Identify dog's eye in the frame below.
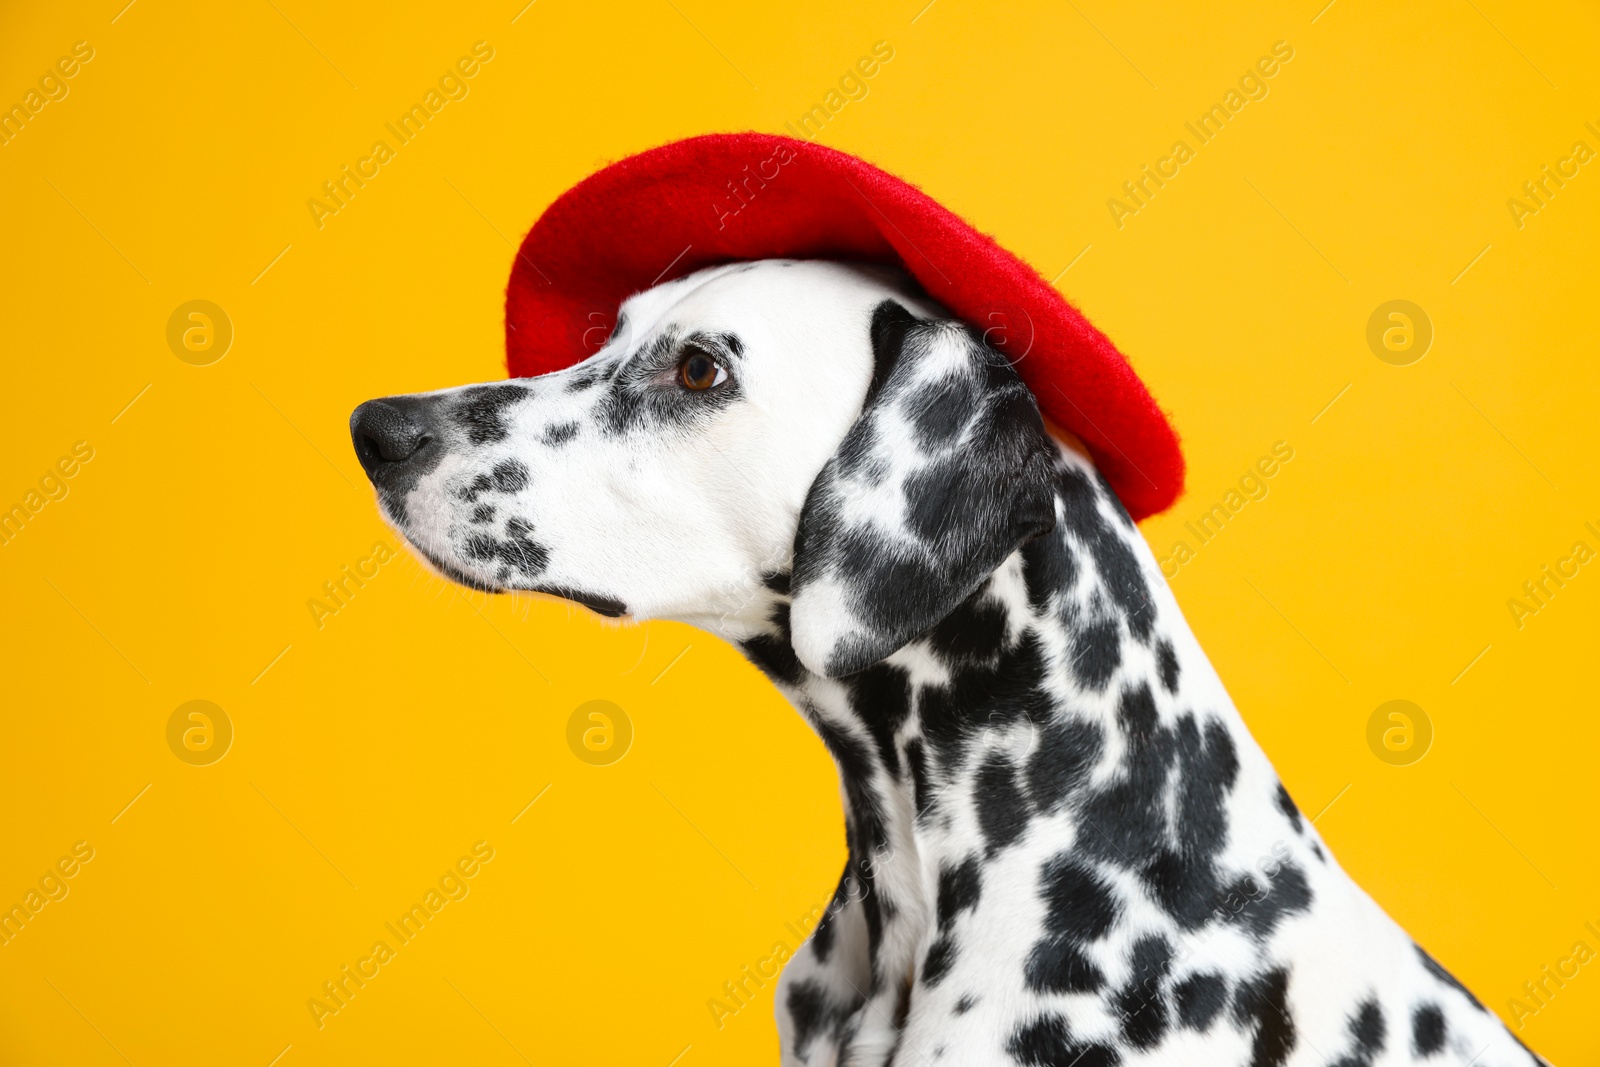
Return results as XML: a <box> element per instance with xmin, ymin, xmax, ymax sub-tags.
<box><xmin>677</xmin><ymin>347</ymin><xmax>727</xmax><ymax>391</ymax></box>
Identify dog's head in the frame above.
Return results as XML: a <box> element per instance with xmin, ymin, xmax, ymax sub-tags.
<box><xmin>351</xmin><ymin>260</ymin><xmax>1058</xmax><ymax>677</ymax></box>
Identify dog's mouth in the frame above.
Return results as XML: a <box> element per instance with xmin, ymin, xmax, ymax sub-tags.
<box><xmin>413</xmin><ymin>545</ymin><xmax>629</xmax><ymax>618</ymax></box>
<box><xmin>531</xmin><ymin>586</ymin><xmax>629</xmax><ymax>618</ymax></box>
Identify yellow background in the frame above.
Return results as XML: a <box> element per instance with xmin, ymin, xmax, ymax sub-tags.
<box><xmin>1</xmin><ymin>1</ymin><xmax>1596</xmax><ymax>1063</ymax></box>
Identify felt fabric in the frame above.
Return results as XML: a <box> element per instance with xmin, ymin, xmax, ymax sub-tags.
<box><xmin>504</xmin><ymin>132</ymin><xmax>1183</xmax><ymax>520</ymax></box>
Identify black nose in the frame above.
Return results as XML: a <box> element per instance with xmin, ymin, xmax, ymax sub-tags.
<box><xmin>350</xmin><ymin>398</ymin><xmax>436</xmax><ymax>484</ymax></box>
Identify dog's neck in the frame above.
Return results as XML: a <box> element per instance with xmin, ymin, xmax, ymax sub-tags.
<box><xmin>731</xmin><ymin>445</ymin><xmax>1310</xmax><ymax>984</ymax></box>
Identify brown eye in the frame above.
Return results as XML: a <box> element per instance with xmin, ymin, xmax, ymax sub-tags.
<box><xmin>677</xmin><ymin>347</ymin><xmax>725</xmax><ymax>391</ymax></box>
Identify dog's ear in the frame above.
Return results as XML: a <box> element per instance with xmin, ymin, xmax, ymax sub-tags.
<box><xmin>789</xmin><ymin>300</ymin><xmax>1059</xmax><ymax>678</ymax></box>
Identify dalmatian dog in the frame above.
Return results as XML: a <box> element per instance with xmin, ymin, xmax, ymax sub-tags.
<box><xmin>350</xmin><ymin>260</ymin><xmax>1548</xmax><ymax>1067</ymax></box>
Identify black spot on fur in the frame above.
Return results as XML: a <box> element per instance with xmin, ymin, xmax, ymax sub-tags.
<box><xmin>1007</xmin><ymin>1014</ymin><xmax>1118</xmax><ymax>1067</ymax></box>
<box><xmin>1275</xmin><ymin>782</ymin><xmax>1304</xmax><ymax>834</ymax></box>
<box><xmin>922</xmin><ymin>936</ymin><xmax>957</xmax><ymax>986</ymax></box>
<box><xmin>811</xmin><ymin>872</ymin><xmax>848</xmax><ymax>965</ymax></box>
<box><xmin>1174</xmin><ymin>972</ymin><xmax>1228</xmax><ymax>1031</ymax></box>
<box><xmin>1026</xmin><ymin>717</ymin><xmax>1101</xmax><ymax>814</ymax></box>
<box><xmin>1156</xmin><ymin>639</ymin><xmax>1180</xmax><ymax>693</ymax></box>
<box><xmin>1329</xmin><ymin>998</ymin><xmax>1385</xmax><ymax>1067</ymax></box>
<box><xmin>919</xmin><ymin>631</ymin><xmax>1051</xmax><ymax>768</ymax></box>
<box><xmin>1039</xmin><ymin>855</ymin><xmax>1118</xmax><ymax>939</ymax></box>
<box><xmin>1024</xmin><ymin>851</ymin><xmax>1126</xmax><ymax>991</ymax></box>
<box><xmin>1133</xmin><ymin>713</ymin><xmax>1241</xmax><ymax>929</ymax></box>
<box><xmin>742</xmin><ymin>602</ymin><xmax>803</xmax><ymax>686</ymax></box>
<box><xmin>833</xmin><ymin>416</ymin><xmax>888</xmax><ymax>484</ymax></box>
<box><xmin>786</xmin><ymin>980</ymin><xmax>854</xmax><ymax>1060</ymax></box>
<box><xmin>1141</xmin><ymin>847</ymin><xmax>1220</xmax><ymax>932</ymax></box>
<box><xmin>1094</xmin><ymin>469</ymin><xmax>1136</xmax><ymax>530</ymax></box>
<box><xmin>491</xmin><ymin>459</ymin><xmax>529</xmax><ymax>492</ymax></box>
<box><xmin>1414</xmin><ymin>944</ymin><xmax>1486</xmax><ymax>1012</ymax></box>
<box><xmin>1025</xmin><ymin>935</ymin><xmax>1106</xmax><ymax>994</ymax></box>
<box><xmin>906</xmin><ymin>374</ymin><xmax>977</xmax><ymax>448</ymax></box>
<box><xmin>1351</xmin><ymin>1000</ymin><xmax>1385</xmax><ymax>1054</ymax></box>
<box><xmin>937</xmin><ymin>857</ymin><xmax>983</xmax><ymax>930</ymax></box>
<box><xmin>452</xmin><ymin>384</ymin><xmax>528</xmax><ymax>444</ymax></box>
<box><xmin>460</xmin><ymin>472</ymin><xmax>494</xmax><ymax>503</ymax></box>
<box><xmin>541</xmin><ymin>421</ymin><xmax>579</xmax><ymax>445</ymax></box>
<box><xmin>1176</xmin><ymin>718</ymin><xmax>1239</xmax><ymax>858</ymax></box>
<box><xmin>1025</xmin><ymin>854</ymin><xmax>1118</xmax><ymax>993</ymax></box>
<box><xmin>1232</xmin><ymin>967</ymin><xmax>1296</xmax><ymax>1067</ymax></box>
<box><xmin>953</xmin><ymin>994</ymin><xmax>976</xmax><ymax>1014</ymax></box>
<box><xmin>1079</xmin><ymin>686</ymin><xmax>1179</xmax><ymax>872</ymax></box>
<box><xmin>1021</xmin><ymin>532</ymin><xmax>1076</xmax><ymax>611</ymax></box>
<box><xmin>975</xmin><ymin>754</ymin><xmax>1029</xmax><ymax>856</ymax></box>
<box><xmin>811</xmin><ymin>717</ymin><xmax>888</xmax><ymax>859</ymax></box>
<box><xmin>1116</xmin><ymin>935</ymin><xmax>1173</xmax><ymax>1049</ymax></box>
<box><xmin>1057</xmin><ymin>467</ymin><xmax>1155</xmax><ymax>642</ymax></box>
<box><xmin>846</xmin><ymin>662</ymin><xmax>912</xmax><ymax>778</ymax></box>
<box><xmin>1068</xmin><ymin>614</ymin><xmax>1122</xmax><ymax>691</ymax></box>
<box><xmin>471</xmin><ymin>504</ymin><xmax>495</xmax><ymax>524</ymax></box>
<box><xmin>926</xmin><ymin>592</ymin><xmax>1009</xmax><ymax>668</ymax></box>
<box><xmin>1231</xmin><ymin>860</ymin><xmax>1313</xmax><ymax>940</ymax></box>
<box><xmin>463</xmin><ymin>516</ymin><xmax>549</xmax><ymax>576</ymax></box>
<box><xmin>1411</xmin><ymin>1004</ymin><xmax>1447</xmax><ymax>1056</ymax></box>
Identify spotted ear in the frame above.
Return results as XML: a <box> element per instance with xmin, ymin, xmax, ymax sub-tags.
<box><xmin>789</xmin><ymin>301</ymin><xmax>1059</xmax><ymax>678</ymax></box>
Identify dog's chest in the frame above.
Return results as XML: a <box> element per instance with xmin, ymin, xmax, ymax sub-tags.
<box><xmin>745</xmin><ymin>460</ymin><xmax>1536</xmax><ymax>1067</ymax></box>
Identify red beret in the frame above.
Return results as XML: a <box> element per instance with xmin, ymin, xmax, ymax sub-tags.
<box><xmin>505</xmin><ymin>133</ymin><xmax>1182</xmax><ymax>520</ymax></box>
